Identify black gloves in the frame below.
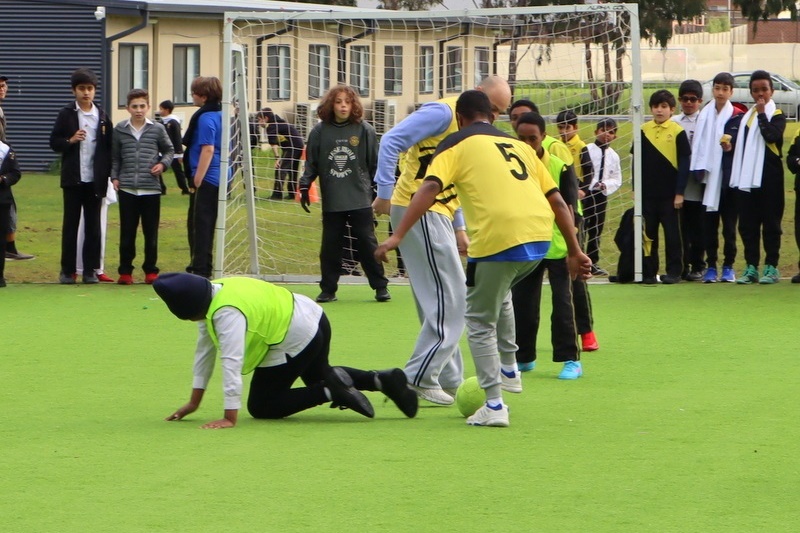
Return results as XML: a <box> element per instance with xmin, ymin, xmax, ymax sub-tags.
<box><xmin>300</xmin><ymin>188</ymin><xmax>311</xmax><ymax>213</ymax></box>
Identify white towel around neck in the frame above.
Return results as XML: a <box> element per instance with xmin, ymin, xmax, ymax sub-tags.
<box><xmin>692</xmin><ymin>101</ymin><xmax>733</xmax><ymax>211</ymax></box>
<box><xmin>729</xmin><ymin>101</ymin><xmax>777</xmax><ymax>193</ymax></box>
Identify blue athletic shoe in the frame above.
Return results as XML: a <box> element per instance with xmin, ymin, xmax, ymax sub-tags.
<box><xmin>720</xmin><ymin>265</ymin><xmax>736</xmax><ymax>283</ymax></box>
<box><xmin>518</xmin><ymin>362</ymin><xmax>535</xmax><ymax>373</ymax></box>
<box><xmin>703</xmin><ymin>267</ymin><xmax>718</xmax><ymax>283</ymax></box>
<box><xmin>558</xmin><ymin>361</ymin><xmax>583</xmax><ymax>380</ymax></box>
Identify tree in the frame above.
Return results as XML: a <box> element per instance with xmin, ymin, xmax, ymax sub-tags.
<box><xmin>734</xmin><ymin>0</ymin><xmax>797</xmax><ymax>22</ymax></box>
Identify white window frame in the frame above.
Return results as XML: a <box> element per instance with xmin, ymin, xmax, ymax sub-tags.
<box><xmin>350</xmin><ymin>45</ymin><xmax>371</xmax><ymax>97</ymax></box>
<box><xmin>384</xmin><ymin>45</ymin><xmax>403</xmax><ymax>96</ymax></box>
<box><xmin>173</xmin><ymin>44</ymin><xmax>200</xmax><ymax>105</ymax></box>
<box><xmin>446</xmin><ymin>46</ymin><xmax>463</xmax><ymax>93</ymax></box>
<box><xmin>267</xmin><ymin>44</ymin><xmax>291</xmax><ymax>101</ymax></box>
<box><xmin>418</xmin><ymin>46</ymin><xmax>434</xmax><ymax>95</ymax></box>
<box><xmin>118</xmin><ymin>43</ymin><xmax>148</xmax><ymax>107</ymax></box>
<box><xmin>308</xmin><ymin>44</ymin><xmax>330</xmax><ymax>100</ymax></box>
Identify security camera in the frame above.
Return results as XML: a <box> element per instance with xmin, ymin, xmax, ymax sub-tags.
<box><xmin>94</xmin><ymin>6</ymin><xmax>106</xmax><ymax>21</ymax></box>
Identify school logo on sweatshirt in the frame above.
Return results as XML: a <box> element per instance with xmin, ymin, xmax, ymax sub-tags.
<box><xmin>328</xmin><ymin>145</ymin><xmax>357</xmax><ymax>178</ymax></box>
<box><xmin>349</xmin><ymin>136</ymin><xmax>360</xmax><ymax>147</ymax></box>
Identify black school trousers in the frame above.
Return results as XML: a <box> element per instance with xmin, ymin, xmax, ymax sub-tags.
<box><xmin>61</xmin><ymin>183</ymin><xmax>101</xmax><ymax>275</ymax></box>
<box><xmin>680</xmin><ymin>199</ymin><xmax>706</xmax><ymax>273</ymax></box>
<box><xmin>704</xmin><ymin>188</ymin><xmax>738</xmax><ymax>269</ymax></box>
<box><xmin>511</xmin><ymin>258</ymin><xmax>580</xmax><ymax>364</ymax></box>
<box><xmin>186</xmin><ymin>181</ymin><xmax>218</xmax><ymax>278</ymax></box>
<box><xmin>643</xmin><ymin>196</ymin><xmax>683</xmax><ymax>279</ymax></box>
<box><xmin>117</xmin><ymin>190</ymin><xmax>161</xmax><ymax>275</ymax></box>
<box><xmin>319</xmin><ymin>207</ymin><xmax>387</xmax><ymax>294</ymax></box>
<box><xmin>737</xmin><ymin>172</ymin><xmax>784</xmax><ymax>268</ymax></box>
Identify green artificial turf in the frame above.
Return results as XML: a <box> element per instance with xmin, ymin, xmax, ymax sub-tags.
<box><xmin>2</xmin><ymin>282</ymin><xmax>799</xmax><ymax>532</ymax></box>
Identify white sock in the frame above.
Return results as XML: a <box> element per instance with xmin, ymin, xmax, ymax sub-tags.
<box><xmin>500</xmin><ymin>364</ymin><xmax>517</xmax><ymax>376</ymax></box>
<box><xmin>486</xmin><ymin>396</ymin><xmax>503</xmax><ymax>409</ymax></box>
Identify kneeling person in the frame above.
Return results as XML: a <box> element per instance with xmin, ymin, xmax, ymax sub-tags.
<box><xmin>154</xmin><ymin>273</ymin><xmax>417</xmax><ymax>428</ymax></box>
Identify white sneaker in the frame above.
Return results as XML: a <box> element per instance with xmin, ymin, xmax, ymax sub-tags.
<box><xmin>466</xmin><ymin>404</ymin><xmax>510</xmax><ymax>427</ymax></box>
<box><xmin>500</xmin><ymin>371</ymin><xmax>522</xmax><ymax>393</ymax></box>
<box><xmin>409</xmin><ymin>385</ymin><xmax>455</xmax><ymax>405</ymax></box>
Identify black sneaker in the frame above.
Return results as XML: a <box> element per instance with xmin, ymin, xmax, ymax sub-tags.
<box><xmin>661</xmin><ymin>275</ymin><xmax>681</xmax><ymax>285</ymax></box>
<box><xmin>83</xmin><ymin>271</ymin><xmax>99</xmax><ymax>284</ymax></box>
<box><xmin>377</xmin><ymin>368</ymin><xmax>418</xmax><ymax>418</ymax></box>
<box><xmin>316</xmin><ymin>292</ymin><xmax>337</xmax><ymax>303</ymax></box>
<box><xmin>590</xmin><ymin>264</ymin><xmax>608</xmax><ymax>276</ymax></box>
<box><xmin>0</xmin><ymin>278</ymin><xmax>6</xmax><ymax>288</ymax></box>
<box><xmin>642</xmin><ymin>276</ymin><xmax>658</xmax><ymax>285</ymax></box>
<box><xmin>325</xmin><ymin>367</ymin><xmax>374</xmax><ymax>418</ymax></box>
<box><xmin>375</xmin><ymin>287</ymin><xmax>391</xmax><ymax>302</ymax></box>
<box><xmin>685</xmin><ymin>271</ymin><xmax>704</xmax><ymax>282</ymax></box>
<box><xmin>793</xmin><ymin>273</ymin><xmax>800</xmax><ymax>284</ymax></box>
<box><xmin>59</xmin><ymin>272</ymin><xmax>76</xmax><ymax>285</ymax></box>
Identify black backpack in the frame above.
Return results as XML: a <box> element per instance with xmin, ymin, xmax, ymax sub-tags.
<box><xmin>613</xmin><ymin>208</ymin><xmax>635</xmax><ymax>283</ymax></box>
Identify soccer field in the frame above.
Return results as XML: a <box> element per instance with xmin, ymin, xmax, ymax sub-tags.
<box><xmin>2</xmin><ymin>282</ymin><xmax>798</xmax><ymax>532</ymax></box>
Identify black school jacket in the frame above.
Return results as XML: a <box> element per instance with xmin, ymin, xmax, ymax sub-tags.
<box><xmin>49</xmin><ymin>102</ymin><xmax>113</xmax><ymax>196</ymax></box>
<box><xmin>0</xmin><ymin>146</ymin><xmax>21</xmax><ymax>206</ymax></box>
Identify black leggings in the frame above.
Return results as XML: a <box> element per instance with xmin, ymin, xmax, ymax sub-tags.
<box><xmin>247</xmin><ymin>315</ymin><xmax>376</xmax><ymax>419</ymax></box>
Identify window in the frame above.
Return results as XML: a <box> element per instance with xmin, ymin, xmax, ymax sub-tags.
<box><xmin>384</xmin><ymin>46</ymin><xmax>403</xmax><ymax>96</ymax></box>
<box><xmin>474</xmin><ymin>47</ymin><xmax>490</xmax><ymax>86</ymax></box>
<box><xmin>309</xmin><ymin>45</ymin><xmax>330</xmax><ymax>100</ymax></box>
<box><xmin>418</xmin><ymin>46</ymin><xmax>434</xmax><ymax>94</ymax></box>
<box><xmin>446</xmin><ymin>46</ymin><xmax>463</xmax><ymax>93</ymax></box>
<box><xmin>350</xmin><ymin>45</ymin><xmax>370</xmax><ymax>97</ymax></box>
<box><xmin>118</xmin><ymin>44</ymin><xmax>148</xmax><ymax>107</ymax></box>
<box><xmin>173</xmin><ymin>45</ymin><xmax>200</xmax><ymax>104</ymax></box>
<box><xmin>267</xmin><ymin>45</ymin><xmax>291</xmax><ymax>100</ymax></box>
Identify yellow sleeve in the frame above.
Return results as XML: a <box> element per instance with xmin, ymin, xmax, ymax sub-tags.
<box><xmin>425</xmin><ymin>146</ymin><xmax>458</xmax><ymax>190</ymax></box>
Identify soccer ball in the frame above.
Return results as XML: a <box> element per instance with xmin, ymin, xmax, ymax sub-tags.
<box><xmin>455</xmin><ymin>376</ymin><xmax>486</xmax><ymax>417</ymax></box>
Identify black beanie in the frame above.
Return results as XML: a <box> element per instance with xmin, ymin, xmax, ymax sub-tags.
<box><xmin>153</xmin><ymin>272</ymin><xmax>213</xmax><ymax>320</ymax></box>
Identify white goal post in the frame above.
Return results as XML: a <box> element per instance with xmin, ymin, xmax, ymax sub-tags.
<box><xmin>219</xmin><ymin>3</ymin><xmax>643</xmax><ymax>282</ymax></box>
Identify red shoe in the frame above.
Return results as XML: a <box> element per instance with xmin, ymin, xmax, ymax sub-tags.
<box><xmin>97</xmin><ymin>273</ymin><xmax>115</xmax><ymax>283</ymax></box>
<box><xmin>581</xmin><ymin>331</ymin><xmax>599</xmax><ymax>351</ymax></box>
<box><xmin>144</xmin><ymin>272</ymin><xmax>158</xmax><ymax>284</ymax></box>
<box><xmin>117</xmin><ymin>274</ymin><xmax>133</xmax><ymax>285</ymax></box>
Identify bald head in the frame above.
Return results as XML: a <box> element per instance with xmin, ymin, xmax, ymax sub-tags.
<box><xmin>476</xmin><ymin>75</ymin><xmax>512</xmax><ymax>120</ymax></box>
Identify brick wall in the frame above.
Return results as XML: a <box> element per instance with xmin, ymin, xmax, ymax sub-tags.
<box><xmin>747</xmin><ymin>20</ymin><xmax>800</xmax><ymax>44</ymax></box>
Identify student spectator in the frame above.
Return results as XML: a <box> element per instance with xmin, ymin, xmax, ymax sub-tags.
<box><xmin>298</xmin><ymin>85</ymin><xmax>389</xmax><ymax>303</ymax></box>
<box><xmin>730</xmin><ymin>70</ymin><xmax>786</xmax><ymax>285</ymax></box>
<box><xmin>183</xmin><ymin>76</ymin><xmax>223</xmax><ymax>279</ymax></box>
<box><xmin>111</xmin><ymin>89</ymin><xmax>174</xmax><ymax>285</ymax></box>
<box><xmin>583</xmin><ymin>118</ymin><xmax>622</xmax><ymax>274</ymax></box>
<box><xmin>691</xmin><ymin>72</ymin><xmax>744</xmax><ymax>283</ymax></box>
<box><xmin>158</xmin><ymin>100</ymin><xmax>190</xmax><ymax>195</ymax></box>
<box><xmin>673</xmin><ymin>79</ymin><xmax>706</xmax><ymax>281</ymax></box>
<box><xmin>0</xmin><ymin>139</ymin><xmax>21</xmax><ymax>287</ymax></box>
<box><xmin>49</xmin><ymin>68</ymin><xmax>113</xmax><ymax>284</ymax></box>
<box><xmin>638</xmin><ymin>90</ymin><xmax>691</xmax><ymax>284</ymax></box>
<box><xmin>0</xmin><ymin>74</ymin><xmax>34</xmax><ymax>262</ymax></box>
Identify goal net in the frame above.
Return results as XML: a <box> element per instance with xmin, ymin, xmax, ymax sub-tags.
<box><xmin>220</xmin><ymin>3</ymin><xmax>643</xmax><ymax>282</ymax></box>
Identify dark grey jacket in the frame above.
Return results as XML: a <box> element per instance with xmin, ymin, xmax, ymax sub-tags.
<box><xmin>299</xmin><ymin>120</ymin><xmax>377</xmax><ymax>212</ymax></box>
<box><xmin>111</xmin><ymin>120</ymin><xmax>174</xmax><ymax>191</ymax></box>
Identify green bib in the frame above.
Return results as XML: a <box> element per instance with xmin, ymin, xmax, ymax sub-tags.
<box><xmin>206</xmin><ymin>278</ymin><xmax>295</xmax><ymax>374</ymax></box>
